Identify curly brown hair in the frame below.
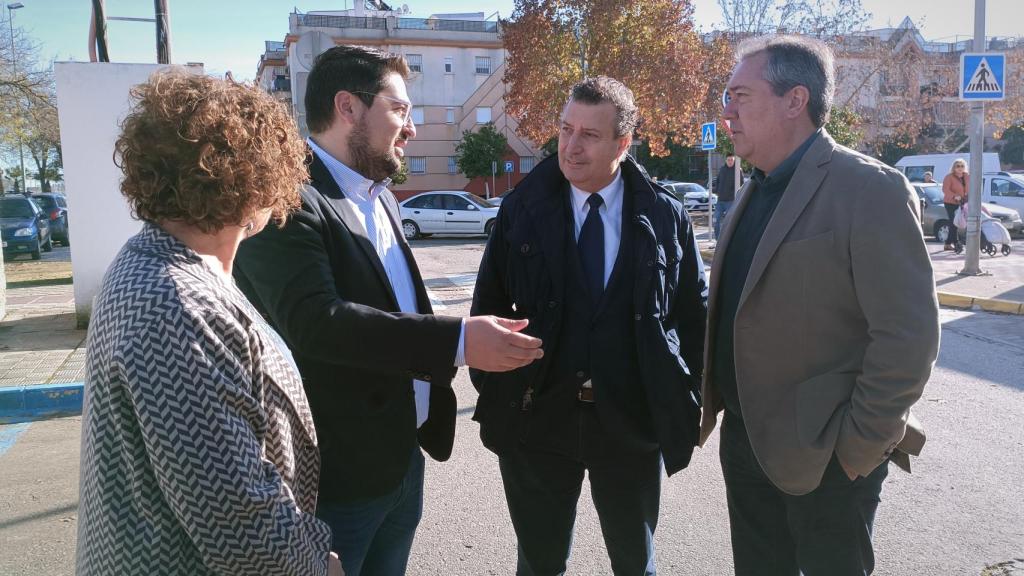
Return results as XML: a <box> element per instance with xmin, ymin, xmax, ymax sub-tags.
<box><xmin>115</xmin><ymin>69</ymin><xmax>306</xmax><ymax>233</ymax></box>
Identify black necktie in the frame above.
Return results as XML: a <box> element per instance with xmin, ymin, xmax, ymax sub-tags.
<box><xmin>578</xmin><ymin>193</ymin><xmax>605</xmax><ymax>305</ymax></box>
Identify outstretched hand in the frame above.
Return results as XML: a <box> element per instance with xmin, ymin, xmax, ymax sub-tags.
<box><xmin>464</xmin><ymin>316</ymin><xmax>544</xmax><ymax>372</ymax></box>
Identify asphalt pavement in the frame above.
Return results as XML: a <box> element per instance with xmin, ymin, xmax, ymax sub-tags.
<box><xmin>1</xmin><ymin>237</ymin><xmax>1022</xmax><ymax>575</ymax></box>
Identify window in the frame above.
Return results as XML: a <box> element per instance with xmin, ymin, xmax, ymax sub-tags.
<box><xmin>992</xmin><ymin>178</ymin><xmax>1024</xmax><ymax>197</ymax></box>
<box><xmin>448</xmin><ymin>156</ymin><xmax>457</xmax><ymax>174</ymax></box>
<box><xmin>475</xmin><ymin>56</ymin><xmax>491</xmax><ymax>74</ymax></box>
<box><xmin>904</xmin><ymin>165</ymin><xmax>935</xmax><ymax>183</ymax></box>
<box><xmin>446</xmin><ymin>108</ymin><xmax>455</xmax><ymax>123</ymax></box>
<box><xmin>443</xmin><ymin>194</ymin><xmax>475</xmax><ymax>211</ymax></box>
<box><xmin>409</xmin><ymin>157</ymin><xmax>427</xmax><ymax>174</ymax></box>
<box><xmin>407</xmin><ymin>54</ymin><xmax>422</xmax><ymax>73</ymax></box>
<box><xmin>406</xmin><ymin>194</ymin><xmax>440</xmax><ymax>209</ymax></box>
<box><xmin>411</xmin><ymin>107</ymin><xmax>424</xmax><ymax>125</ymax></box>
<box><xmin>520</xmin><ymin>156</ymin><xmax>535</xmax><ymax>173</ymax></box>
<box><xmin>475</xmin><ymin>107</ymin><xmax>491</xmax><ymax>124</ymax></box>
<box><xmin>444</xmin><ymin>57</ymin><xmax>453</xmax><ymax>74</ymax></box>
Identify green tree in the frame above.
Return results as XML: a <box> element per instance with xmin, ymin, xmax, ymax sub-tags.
<box><xmin>4</xmin><ymin>166</ymin><xmax>26</xmax><ymax>192</ymax></box>
<box><xmin>871</xmin><ymin>132</ymin><xmax>918</xmax><ymax>167</ymax></box>
<box><xmin>997</xmin><ymin>124</ymin><xmax>1024</xmax><ymax>168</ymax></box>
<box><xmin>390</xmin><ymin>157</ymin><xmax>409</xmax><ymax>185</ymax></box>
<box><xmin>455</xmin><ymin>123</ymin><xmax>509</xmax><ymax>179</ymax></box>
<box><xmin>824</xmin><ymin>105</ymin><xmax>864</xmax><ymax>149</ymax></box>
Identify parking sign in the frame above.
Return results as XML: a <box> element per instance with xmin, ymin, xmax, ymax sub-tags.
<box><xmin>504</xmin><ymin>160</ymin><xmax>514</xmax><ymax>173</ymax></box>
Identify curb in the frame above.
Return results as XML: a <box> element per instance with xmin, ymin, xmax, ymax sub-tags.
<box><xmin>935</xmin><ymin>292</ymin><xmax>1024</xmax><ymax>315</ymax></box>
<box><xmin>0</xmin><ymin>382</ymin><xmax>84</xmax><ymax>424</ymax></box>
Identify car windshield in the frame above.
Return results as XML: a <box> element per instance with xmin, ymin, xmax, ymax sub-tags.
<box><xmin>0</xmin><ymin>198</ymin><xmax>35</xmax><ymax>219</ymax></box>
<box><xmin>464</xmin><ymin>194</ymin><xmax>495</xmax><ymax>208</ymax></box>
<box><xmin>916</xmin><ymin>184</ymin><xmax>943</xmax><ymax>204</ymax></box>
<box><xmin>32</xmin><ymin>196</ymin><xmax>57</xmax><ymax>210</ymax></box>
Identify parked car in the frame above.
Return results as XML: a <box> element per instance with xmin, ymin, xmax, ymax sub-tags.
<box><xmin>399</xmin><ymin>191</ymin><xmax>499</xmax><ymax>239</ymax></box>
<box><xmin>0</xmin><ymin>194</ymin><xmax>52</xmax><ymax>260</ymax></box>
<box><xmin>662</xmin><ymin>182</ymin><xmax>718</xmax><ymax>211</ymax></box>
<box><xmin>486</xmin><ymin>189</ymin><xmax>514</xmax><ymax>207</ymax></box>
<box><xmin>912</xmin><ymin>182</ymin><xmax>1023</xmax><ymax>243</ymax></box>
<box><xmin>30</xmin><ymin>193</ymin><xmax>70</xmax><ymax>246</ymax></box>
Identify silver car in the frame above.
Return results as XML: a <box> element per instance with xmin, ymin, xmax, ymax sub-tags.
<box><xmin>399</xmin><ymin>191</ymin><xmax>499</xmax><ymax>239</ymax></box>
<box><xmin>913</xmin><ymin>183</ymin><xmax>1023</xmax><ymax>243</ymax></box>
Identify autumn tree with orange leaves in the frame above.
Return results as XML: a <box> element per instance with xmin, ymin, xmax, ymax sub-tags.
<box><xmin>502</xmin><ymin>0</ymin><xmax>733</xmax><ymax>156</ymax></box>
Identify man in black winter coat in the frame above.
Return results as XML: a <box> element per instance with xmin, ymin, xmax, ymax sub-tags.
<box><xmin>471</xmin><ymin>76</ymin><xmax>708</xmax><ymax>576</ymax></box>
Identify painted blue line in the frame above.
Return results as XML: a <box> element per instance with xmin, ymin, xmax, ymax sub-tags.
<box><xmin>0</xmin><ymin>422</ymin><xmax>31</xmax><ymax>457</ymax></box>
<box><xmin>0</xmin><ymin>382</ymin><xmax>84</xmax><ymax>424</ymax></box>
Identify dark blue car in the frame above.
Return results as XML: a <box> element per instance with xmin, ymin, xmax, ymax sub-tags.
<box><xmin>31</xmin><ymin>193</ymin><xmax>70</xmax><ymax>245</ymax></box>
<box><xmin>1</xmin><ymin>195</ymin><xmax>52</xmax><ymax>260</ymax></box>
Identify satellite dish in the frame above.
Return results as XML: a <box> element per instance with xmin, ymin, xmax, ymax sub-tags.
<box><xmin>294</xmin><ymin>31</ymin><xmax>331</xmax><ymax>72</ymax></box>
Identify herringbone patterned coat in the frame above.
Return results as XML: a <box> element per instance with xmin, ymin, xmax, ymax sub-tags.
<box><xmin>76</xmin><ymin>224</ymin><xmax>332</xmax><ymax>575</ymax></box>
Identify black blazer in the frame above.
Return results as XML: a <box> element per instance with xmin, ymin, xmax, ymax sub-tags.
<box><xmin>234</xmin><ymin>152</ymin><xmax>462</xmax><ymax>504</ymax></box>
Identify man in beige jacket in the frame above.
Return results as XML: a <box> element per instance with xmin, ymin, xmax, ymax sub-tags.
<box><xmin>702</xmin><ymin>35</ymin><xmax>940</xmax><ymax>575</ymax></box>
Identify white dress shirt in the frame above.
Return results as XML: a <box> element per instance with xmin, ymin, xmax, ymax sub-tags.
<box><xmin>570</xmin><ymin>170</ymin><xmax>624</xmax><ymax>288</ymax></box>
<box><xmin>308</xmin><ymin>138</ymin><xmax>465</xmax><ymax>428</ymax></box>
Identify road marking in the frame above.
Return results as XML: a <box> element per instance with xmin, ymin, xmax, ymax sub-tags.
<box><xmin>0</xmin><ymin>423</ymin><xmax>31</xmax><ymax>458</ymax></box>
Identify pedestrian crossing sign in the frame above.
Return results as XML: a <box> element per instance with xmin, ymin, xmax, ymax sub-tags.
<box><xmin>960</xmin><ymin>53</ymin><xmax>1005</xmax><ymax>101</ymax></box>
<box><xmin>701</xmin><ymin>122</ymin><xmax>717</xmax><ymax>151</ymax></box>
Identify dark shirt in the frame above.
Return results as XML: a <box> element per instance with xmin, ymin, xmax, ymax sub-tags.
<box><xmin>712</xmin><ymin>130</ymin><xmax>820</xmax><ymax>417</ymax></box>
<box><xmin>714</xmin><ymin>164</ymin><xmax>745</xmax><ymax>202</ymax></box>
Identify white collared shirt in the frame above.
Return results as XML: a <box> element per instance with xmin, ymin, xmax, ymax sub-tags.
<box><xmin>308</xmin><ymin>137</ymin><xmax>466</xmax><ymax>428</ymax></box>
<box><xmin>570</xmin><ymin>171</ymin><xmax>624</xmax><ymax>288</ymax></box>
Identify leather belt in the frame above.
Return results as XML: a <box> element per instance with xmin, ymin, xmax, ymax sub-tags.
<box><xmin>577</xmin><ymin>379</ymin><xmax>594</xmax><ymax>403</ymax></box>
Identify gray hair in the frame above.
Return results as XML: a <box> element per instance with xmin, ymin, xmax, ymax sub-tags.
<box><xmin>736</xmin><ymin>35</ymin><xmax>835</xmax><ymax>128</ymax></box>
<box><xmin>568</xmin><ymin>76</ymin><xmax>638</xmax><ymax>138</ymax></box>
<box><xmin>951</xmin><ymin>158</ymin><xmax>967</xmax><ymax>172</ymax></box>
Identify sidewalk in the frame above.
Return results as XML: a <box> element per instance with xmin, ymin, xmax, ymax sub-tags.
<box><xmin>0</xmin><ymin>284</ymin><xmax>86</xmax><ymax>422</ymax></box>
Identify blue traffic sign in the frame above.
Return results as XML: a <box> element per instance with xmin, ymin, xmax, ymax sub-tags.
<box><xmin>960</xmin><ymin>53</ymin><xmax>1005</xmax><ymax>101</ymax></box>
<box><xmin>701</xmin><ymin>122</ymin><xmax>717</xmax><ymax>151</ymax></box>
<box><xmin>504</xmin><ymin>160</ymin><xmax>514</xmax><ymax>173</ymax></box>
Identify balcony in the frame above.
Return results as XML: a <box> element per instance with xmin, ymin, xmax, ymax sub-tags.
<box><xmin>292</xmin><ymin>13</ymin><xmax>501</xmax><ymax>43</ymax></box>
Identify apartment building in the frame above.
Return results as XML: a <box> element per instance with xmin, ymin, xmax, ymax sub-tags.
<box><xmin>259</xmin><ymin>5</ymin><xmax>543</xmax><ymax>199</ymax></box>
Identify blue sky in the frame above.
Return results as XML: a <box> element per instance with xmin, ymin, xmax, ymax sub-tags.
<box><xmin>10</xmin><ymin>0</ymin><xmax>1024</xmax><ymax>81</ymax></box>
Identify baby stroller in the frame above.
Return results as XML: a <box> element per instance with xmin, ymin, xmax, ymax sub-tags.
<box><xmin>953</xmin><ymin>210</ymin><xmax>1012</xmax><ymax>256</ymax></box>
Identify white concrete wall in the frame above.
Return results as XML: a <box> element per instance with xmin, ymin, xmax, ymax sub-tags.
<box><xmin>54</xmin><ymin>62</ymin><xmax>202</xmax><ymax>327</ymax></box>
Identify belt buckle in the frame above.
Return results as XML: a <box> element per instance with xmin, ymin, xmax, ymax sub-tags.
<box><xmin>577</xmin><ymin>380</ymin><xmax>595</xmax><ymax>403</ymax></box>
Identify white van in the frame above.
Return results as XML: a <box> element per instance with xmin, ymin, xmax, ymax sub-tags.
<box><xmin>983</xmin><ymin>172</ymin><xmax>1024</xmax><ymax>217</ymax></box>
<box><xmin>894</xmin><ymin>153</ymin><xmax>1000</xmax><ymax>183</ymax></box>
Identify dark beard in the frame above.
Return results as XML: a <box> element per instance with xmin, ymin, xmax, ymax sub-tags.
<box><xmin>347</xmin><ymin>119</ymin><xmax>401</xmax><ymax>181</ymax></box>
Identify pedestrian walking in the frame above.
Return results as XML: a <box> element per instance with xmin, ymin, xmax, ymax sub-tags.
<box><xmin>471</xmin><ymin>76</ymin><xmax>708</xmax><ymax>576</ymax></box>
<box><xmin>942</xmin><ymin>159</ymin><xmax>969</xmax><ymax>250</ymax></box>
<box><xmin>713</xmin><ymin>154</ymin><xmax>745</xmax><ymax>239</ymax></box>
<box><xmin>76</xmin><ymin>70</ymin><xmax>342</xmax><ymax>576</ymax></box>
<box><xmin>704</xmin><ymin>35</ymin><xmax>939</xmax><ymax>576</ymax></box>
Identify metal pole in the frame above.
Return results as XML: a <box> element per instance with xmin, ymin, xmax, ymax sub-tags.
<box><xmin>707</xmin><ymin>152</ymin><xmax>715</xmax><ymax>241</ymax></box>
<box><xmin>961</xmin><ymin>0</ymin><xmax>985</xmax><ymax>275</ymax></box>
<box><xmin>8</xmin><ymin>7</ymin><xmax>26</xmax><ymax>194</ymax></box>
<box><xmin>154</xmin><ymin>0</ymin><xmax>170</xmax><ymax>64</ymax></box>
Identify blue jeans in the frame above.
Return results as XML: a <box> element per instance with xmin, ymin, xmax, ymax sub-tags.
<box><xmin>316</xmin><ymin>448</ymin><xmax>425</xmax><ymax>576</ymax></box>
<box><xmin>714</xmin><ymin>200</ymin><xmax>734</xmax><ymax>239</ymax></box>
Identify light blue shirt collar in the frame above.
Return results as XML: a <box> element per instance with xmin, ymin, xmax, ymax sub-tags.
<box><xmin>307</xmin><ymin>137</ymin><xmax>391</xmax><ymax>203</ymax></box>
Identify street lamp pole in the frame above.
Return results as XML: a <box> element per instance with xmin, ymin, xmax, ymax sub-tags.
<box><xmin>6</xmin><ymin>2</ymin><xmax>27</xmax><ymax>194</ymax></box>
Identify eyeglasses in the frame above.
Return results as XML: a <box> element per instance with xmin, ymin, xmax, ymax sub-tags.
<box><xmin>351</xmin><ymin>91</ymin><xmax>414</xmax><ymax>126</ymax></box>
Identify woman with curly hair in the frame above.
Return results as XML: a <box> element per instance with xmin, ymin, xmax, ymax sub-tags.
<box><xmin>75</xmin><ymin>69</ymin><xmax>342</xmax><ymax>576</ymax></box>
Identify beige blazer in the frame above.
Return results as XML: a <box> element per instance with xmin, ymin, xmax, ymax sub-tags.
<box><xmin>699</xmin><ymin>130</ymin><xmax>940</xmax><ymax>496</ymax></box>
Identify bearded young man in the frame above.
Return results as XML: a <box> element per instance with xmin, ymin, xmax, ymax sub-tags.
<box><xmin>234</xmin><ymin>45</ymin><xmax>543</xmax><ymax>576</ymax></box>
